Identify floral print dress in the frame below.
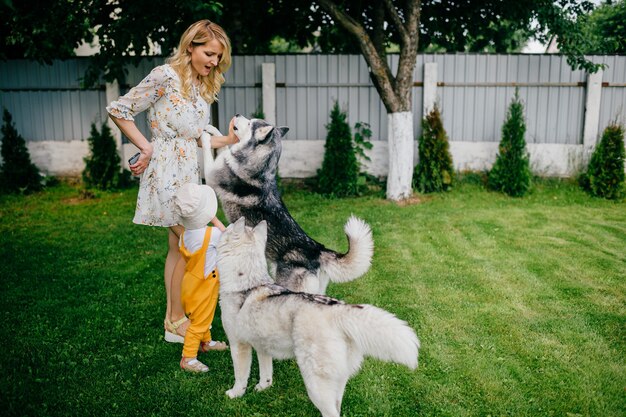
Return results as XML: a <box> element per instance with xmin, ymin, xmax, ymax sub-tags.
<box><xmin>107</xmin><ymin>64</ymin><xmax>212</xmax><ymax>227</ymax></box>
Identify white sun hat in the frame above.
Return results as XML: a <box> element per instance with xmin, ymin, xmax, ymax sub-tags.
<box><xmin>173</xmin><ymin>183</ymin><xmax>218</xmax><ymax>230</ymax></box>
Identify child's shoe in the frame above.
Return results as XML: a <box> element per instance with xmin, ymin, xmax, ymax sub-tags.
<box><xmin>200</xmin><ymin>340</ymin><xmax>228</xmax><ymax>352</ymax></box>
<box><xmin>180</xmin><ymin>357</ymin><xmax>209</xmax><ymax>373</ymax></box>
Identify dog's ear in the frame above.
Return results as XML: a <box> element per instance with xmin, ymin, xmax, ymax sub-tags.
<box><xmin>233</xmin><ymin>216</ymin><xmax>246</xmax><ymax>233</ymax></box>
<box><xmin>254</xmin><ymin>125</ymin><xmax>274</xmax><ymax>142</ymax></box>
<box><xmin>276</xmin><ymin>126</ymin><xmax>289</xmax><ymax>137</ymax></box>
<box><xmin>253</xmin><ymin>220</ymin><xmax>268</xmax><ymax>243</ymax></box>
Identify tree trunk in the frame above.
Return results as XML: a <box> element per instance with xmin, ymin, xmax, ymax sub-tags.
<box><xmin>318</xmin><ymin>0</ymin><xmax>421</xmax><ymax>201</ymax></box>
<box><xmin>386</xmin><ymin>111</ymin><xmax>414</xmax><ymax>200</ymax></box>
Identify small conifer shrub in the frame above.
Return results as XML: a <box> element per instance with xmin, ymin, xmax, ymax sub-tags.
<box><xmin>317</xmin><ymin>102</ymin><xmax>358</xmax><ymax>197</ymax></box>
<box><xmin>413</xmin><ymin>105</ymin><xmax>455</xmax><ymax>193</ymax></box>
<box><xmin>353</xmin><ymin>121</ymin><xmax>373</xmax><ymax>172</ymax></box>
<box><xmin>0</xmin><ymin>108</ymin><xmax>42</xmax><ymax>194</ymax></box>
<box><xmin>82</xmin><ymin>122</ymin><xmax>130</xmax><ymax>190</ymax></box>
<box><xmin>580</xmin><ymin>124</ymin><xmax>625</xmax><ymax>200</ymax></box>
<box><xmin>352</xmin><ymin>121</ymin><xmax>378</xmax><ymax>194</ymax></box>
<box><xmin>488</xmin><ymin>90</ymin><xmax>532</xmax><ymax>197</ymax></box>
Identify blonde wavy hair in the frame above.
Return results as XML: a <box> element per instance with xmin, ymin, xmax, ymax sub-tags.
<box><xmin>167</xmin><ymin>20</ymin><xmax>232</xmax><ymax>103</ymax></box>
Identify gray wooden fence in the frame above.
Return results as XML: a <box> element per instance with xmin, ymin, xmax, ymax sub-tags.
<box><xmin>1</xmin><ymin>54</ymin><xmax>625</xmax><ymax>146</ymax></box>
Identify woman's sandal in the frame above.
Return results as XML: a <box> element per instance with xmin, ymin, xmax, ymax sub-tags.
<box><xmin>200</xmin><ymin>340</ymin><xmax>229</xmax><ymax>352</ymax></box>
<box><xmin>164</xmin><ymin>316</ymin><xmax>189</xmax><ymax>344</ymax></box>
<box><xmin>180</xmin><ymin>357</ymin><xmax>209</xmax><ymax>373</ymax></box>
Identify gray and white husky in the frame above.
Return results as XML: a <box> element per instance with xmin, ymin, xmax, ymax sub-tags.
<box><xmin>203</xmin><ymin>115</ymin><xmax>374</xmax><ymax>294</ymax></box>
<box><xmin>217</xmin><ymin>217</ymin><xmax>420</xmax><ymax>417</ymax></box>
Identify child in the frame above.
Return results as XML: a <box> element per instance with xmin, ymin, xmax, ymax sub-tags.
<box><xmin>173</xmin><ymin>182</ymin><xmax>228</xmax><ymax>373</ymax></box>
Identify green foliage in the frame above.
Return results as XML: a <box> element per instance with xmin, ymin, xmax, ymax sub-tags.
<box><xmin>1</xmin><ymin>1</ymin><xmax>604</xmax><ymax>84</ymax></box>
<box><xmin>413</xmin><ymin>105</ymin><xmax>455</xmax><ymax>193</ymax></box>
<box><xmin>315</xmin><ymin>0</ymin><xmax>603</xmax><ymax>72</ymax></box>
<box><xmin>317</xmin><ymin>102</ymin><xmax>358</xmax><ymax>197</ymax></box>
<box><xmin>419</xmin><ymin>2</ymin><xmax>533</xmax><ymax>53</ymax></box>
<box><xmin>0</xmin><ymin>108</ymin><xmax>42</xmax><ymax>194</ymax></box>
<box><xmin>83</xmin><ymin>1</ymin><xmax>225</xmax><ymax>85</ymax></box>
<box><xmin>579</xmin><ymin>0</ymin><xmax>626</xmax><ymax>54</ymax></box>
<box><xmin>580</xmin><ymin>124</ymin><xmax>625</xmax><ymax>200</ymax></box>
<box><xmin>268</xmin><ymin>36</ymin><xmax>304</xmax><ymax>53</ymax></box>
<box><xmin>532</xmin><ymin>1</ymin><xmax>604</xmax><ymax>72</ymax></box>
<box><xmin>82</xmin><ymin>122</ymin><xmax>131</xmax><ymax>190</ymax></box>
<box><xmin>488</xmin><ymin>90</ymin><xmax>532</xmax><ymax>197</ymax></box>
<box><xmin>0</xmin><ymin>0</ymin><xmax>94</xmax><ymax>62</ymax></box>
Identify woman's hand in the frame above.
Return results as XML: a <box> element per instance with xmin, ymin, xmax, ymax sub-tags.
<box><xmin>225</xmin><ymin>117</ymin><xmax>239</xmax><ymax>145</ymax></box>
<box><xmin>204</xmin><ymin>117</ymin><xmax>240</xmax><ymax>149</ymax></box>
<box><xmin>109</xmin><ymin>115</ymin><xmax>153</xmax><ymax>175</ymax></box>
<box><xmin>129</xmin><ymin>144</ymin><xmax>154</xmax><ymax>175</ymax></box>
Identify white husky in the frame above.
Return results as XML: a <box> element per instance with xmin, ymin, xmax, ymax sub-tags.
<box><xmin>217</xmin><ymin>217</ymin><xmax>420</xmax><ymax>417</ymax></box>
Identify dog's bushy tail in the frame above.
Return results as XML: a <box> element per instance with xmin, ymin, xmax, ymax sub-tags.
<box><xmin>338</xmin><ymin>305</ymin><xmax>419</xmax><ymax>369</ymax></box>
<box><xmin>320</xmin><ymin>216</ymin><xmax>374</xmax><ymax>284</ymax></box>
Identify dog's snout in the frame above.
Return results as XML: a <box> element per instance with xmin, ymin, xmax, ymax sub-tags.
<box><xmin>235</xmin><ymin>113</ymin><xmax>241</xmax><ymax>118</ymax></box>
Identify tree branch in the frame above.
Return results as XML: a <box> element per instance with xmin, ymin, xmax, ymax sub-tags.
<box><xmin>316</xmin><ymin>0</ymin><xmax>362</xmax><ymax>37</ymax></box>
<box><xmin>317</xmin><ymin>0</ymin><xmax>401</xmax><ymax>112</ymax></box>
<box><xmin>394</xmin><ymin>0</ymin><xmax>421</xmax><ymax>108</ymax></box>
<box><xmin>383</xmin><ymin>0</ymin><xmax>409</xmax><ymax>43</ymax></box>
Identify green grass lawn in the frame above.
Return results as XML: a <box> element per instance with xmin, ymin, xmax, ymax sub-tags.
<box><xmin>0</xmin><ymin>179</ymin><xmax>624</xmax><ymax>416</ymax></box>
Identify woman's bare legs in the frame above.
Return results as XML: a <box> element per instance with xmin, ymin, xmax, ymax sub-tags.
<box><xmin>165</xmin><ymin>225</ymin><xmax>189</xmax><ymax>336</ymax></box>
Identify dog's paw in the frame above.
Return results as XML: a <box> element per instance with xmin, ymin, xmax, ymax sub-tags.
<box><xmin>254</xmin><ymin>379</ymin><xmax>273</xmax><ymax>392</ymax></box>
<box><xmin>226</xmin><ymin>387</ymin><xmax>245</xmax><ymax>399</ymax></box>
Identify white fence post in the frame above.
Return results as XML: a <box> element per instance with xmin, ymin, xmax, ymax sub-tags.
<box><xmin>423</xmin><ymin>62</ymin><xmax>438</xmax><ymax>116</ymax></box>
<box><xmin>262</xmin><ymin>63</ymin><xmax>276</xmax><ymax>125</ymax></box>
<box><xmin>105</xmin><ymin>79</ymin><xmax>124</xmax><ymax>162</ymax></box>
<box><xmin>582</xmin><ymin>69</ymin><xmax>603</xmax><ymax>165</ymax></box>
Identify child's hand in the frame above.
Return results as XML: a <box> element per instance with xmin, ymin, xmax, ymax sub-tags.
<box><xmin>211</xmin><ymin>216</ymin><xmax>226</xmax><ymax>232</ymax></box>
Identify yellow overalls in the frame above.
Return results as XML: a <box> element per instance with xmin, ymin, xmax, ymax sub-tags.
<box><xmin>179</xmin><ymin>227</ymin><xmax>220</xmax><ymax>358</ymax></box>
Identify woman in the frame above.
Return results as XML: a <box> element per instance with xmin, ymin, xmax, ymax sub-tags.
<box><xmin>107</xmin><ymin>20</ymin><xmax>237</xmax><ymax>342</ymax></box>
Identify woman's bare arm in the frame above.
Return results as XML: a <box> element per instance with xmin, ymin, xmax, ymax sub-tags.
<box><xmin>197</xmin><ymin>117</ymin><xmax>239</xmax><ymax>149</ymax></box>
<box><xmin>108</xmin><ymin>115</ymin><xmax>153</xmax><ymax>175</ymax></box>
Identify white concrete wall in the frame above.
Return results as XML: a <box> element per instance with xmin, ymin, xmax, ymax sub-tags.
<box><xmin>24</xmin><ymin>138</ymin><xmax>614</xmax><ymax>179</ymax></box>
<box><xmin>27</xmin><ymin>141</ymin><xmax>90</xmax><ymax>176</ymax></box>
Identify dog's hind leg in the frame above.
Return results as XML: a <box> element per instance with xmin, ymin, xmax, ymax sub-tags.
<box><xmin>296</xmin><ymin>353</ymin><xmax>345</xmax><ymax>417</ymax></box>
<box><xmin>226</xmin><ymin>342</ymin><xmax>253</xmax><ymax>399</ymax></box>
<box><xmin>335</xmin><ymin>375</ymin><xmax>350</xmax><ymax>414</ymax></box>
<box><xmin>255</xmin><ymin>350</ymin><xmax>273</xmax><ymax>392</ymax></box>
<box><xmin>300</xmin><ymin>373</ymin><xmax>343</xmax><ymax>417</ymax></box>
